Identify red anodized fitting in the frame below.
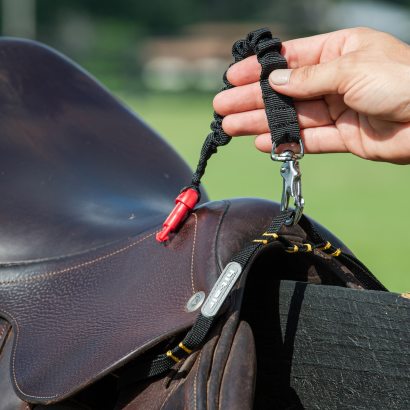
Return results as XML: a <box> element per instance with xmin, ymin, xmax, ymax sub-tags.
<box><xmin>156</xmin><ymin>188</ymin><xmax>199</xmax><ymax>243</ymax></box>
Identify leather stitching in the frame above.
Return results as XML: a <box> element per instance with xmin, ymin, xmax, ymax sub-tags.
<box><xmin>214</xmin><ymin>200</ymin><xmax>231</xmax><ymax>274</ymax></box>
<box><xmin>2</xmin><ymin>306</ymin><xmax>195</xmax><ymax>400</ymax></box>
<box><xmin>193</xmin><ymin>351</ymin><xmax>202</xmax><ymax>410</ymax></box>
<box><xmin>2</xmin><ymin>307</ymin><xmax>61</xmax><ymax>400</ymax></box>
<box><xmin>0</xmin><ymin>228</ymin><xmax>195</xmax><ymax>400</ymax></box>
<box><xmin>159</xmin><ymin>372</ymin><xmax>183</xmax><ymax>410</ymax></box>
<box><xmin>0</xmin><ymin>212</ymin><xmax>205</xmax><ymax>400</ymax></box>
<box><xmin>190</xmin><ymin>213</ymin><xmax>198</xmax><ymax>294</ymax></box>
<box><xmin>0</xmin><ymin>231</ymin><xmax>156</xmax><ymax>286</ymax></box>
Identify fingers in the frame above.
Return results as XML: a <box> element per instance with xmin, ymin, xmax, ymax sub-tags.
<box><xmin>213</xmin><ymin>81</ymin><xmax>322</xmax><ymax>116</ymax></box>
<box><xmin>269</xmin><ymin>59</ymin><xmax>344</xmax><ymax>99</ymax></box>
<box><xmin>223</xmin><ymin>109</ymin><xmax>268</xmax><ymax>136</ymax></box>
<box><xmin>255</xmin><ymin>126</ymin><xmax>348</xmax><ymax>154</ymax></box>
<box><xmin>213</xmin><ymin>82</ymin><xmax>264</xmax><ymax>116</ymax></box>
<box><xmin>222</xmin><ymin>100</ymin><xmax>333</xmax><ymax>136</ymax></box>
<box><xmin>227</xmin><ymin>56</ymin><xmax>261</xmax><ymax>86</ymax></box>
<box><xmin>227</xmin><ymin>30</ymin><xmax>347</xmax><ymax>86</ymax></box>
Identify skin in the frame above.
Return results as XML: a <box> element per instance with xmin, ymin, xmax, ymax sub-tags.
<box><xmin>213</xmin><ymin>27</ymin><xmax>410</xmax><ymax>164</ymax></box>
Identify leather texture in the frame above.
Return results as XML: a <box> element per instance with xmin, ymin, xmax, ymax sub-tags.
<box><xmin>0</xmin><ymin>201</ymin><xmax>228</xmax><ymax>404</ymax></box>
<box><xmin>0</xmin><ymin>331</ymin><xmax>29</xmax><ymax>410</ymax></box>
<box><xmin>0</xmin><ymin>195</ymin><xmax>358</xmax><ymax>406</ymax></box>
<box><xmin>116</xmin><ymin>313</ymin><xmax>256</xmax><ymax>410</ymax></box>
<box><xmin>0</xmin><ymin>38</ymin><xmax>202</xmax><ymax>264</ymax></box>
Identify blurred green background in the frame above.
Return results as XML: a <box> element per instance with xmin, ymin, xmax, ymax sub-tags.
<box><xmin>1</xmin><ymin>0</ymin><xmax>409</xmax><ymax>291</ymax></box>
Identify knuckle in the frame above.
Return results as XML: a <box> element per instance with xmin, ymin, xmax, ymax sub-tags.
<box><xmin>294</xmin><ymin>65</ymin><xmax>316</xmax><ymax>83</ymax></box>
<box><xmin>348</xmin><ymin>26</ymin><xmax>376</xmax><ymax>42</ymax></box>
<box><xmin>351</xmin><ymin>26</ymin><xmax>374</xmax><ymax>36</ymax></box>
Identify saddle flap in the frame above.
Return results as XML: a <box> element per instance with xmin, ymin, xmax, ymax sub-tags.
<box><xmin>0</xmin><ymin>201</ymin><xmax>229</xmax><ymax>404</ymax></box>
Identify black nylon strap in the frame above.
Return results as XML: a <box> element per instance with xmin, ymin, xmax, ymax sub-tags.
<box><xmin>122</xmin><ymin>211</ymin><xmax>291</xmax><ymax>385</ymax></box>
<box><xmin>123</xmin><ymin>209</ymin><xmax>384</xmax><ymax>385</ymax></box>
<box><xmin>189</xmin><ymin>28</ymin><xmax>301</xmax><ymax>191</ymax></box>
<box><xmin>249</xmin><ymin>29</ymin><xmax>300</xmax><ymax>148</ymax></box>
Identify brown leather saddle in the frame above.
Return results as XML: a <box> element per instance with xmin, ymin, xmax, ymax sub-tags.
<box><xmin>0</xmin><ymin>34</ymin><xmax>408</xmax><ymax>410</ymax></box>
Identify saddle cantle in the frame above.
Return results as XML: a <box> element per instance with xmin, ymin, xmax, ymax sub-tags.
<box><xmin>0</xmin><ymin>37</ymin><xmax>408</xmax><ymax>410</ymax></box>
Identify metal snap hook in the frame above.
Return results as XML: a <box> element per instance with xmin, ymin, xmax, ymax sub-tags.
<box><xmin>271</xmin><ymin>140</ymin><xmax>304</xmax><ymax>161</ymax></box>
<box><xmin>279</xmin><ymin>156</ymin><xmax>304</xmax><ymax>225</ymax></box>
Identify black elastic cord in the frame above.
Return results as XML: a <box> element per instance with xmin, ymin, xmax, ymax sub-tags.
<box><xmin>188</xmin><ymin>28</ymin><xmax>301</xmax><ymax>191</ymax></box>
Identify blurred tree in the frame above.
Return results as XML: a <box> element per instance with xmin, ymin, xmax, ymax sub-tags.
<box><xmin>36</xmin><ymin>0</ymin><xmax>275</xmax><ymax>35</ymax></box>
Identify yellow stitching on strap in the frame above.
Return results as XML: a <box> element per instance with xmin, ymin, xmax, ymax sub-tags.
<box><xmin>253</xmin><ymin>239</ymin><xmax>268</xmax><ymax>245</ymax></box>
<box><xmin>166</xmin><ymin>350</ymin><xmax>181</xmax><ymax>363</ymax></box>
<box><xmin>262</xmin><ymin>232</ymin><xmax>279</xmax><ymax>239</ymax></box>
<box><xmin>318</xmin><ymin>241</ymin><xmax>331</xmax><ymax>250</ymax></box>
<box><xmin>303</xmin><ymin>243</ymin><xmax>312</xmax><ymax>252</ymax></box>
<box><xmin>286</xmin><ymin>245</ymin><xmax>299</xmax><ymax>253</ymax></box>
<box><xmin>179</xmin><ymin>342</ymin><xmax>192</xmax><ymax>354</ymax></box>
<box><xmin>331</xmin><ymin>248</ymin><xmax>342</xmax><ymax>257</ymax></box>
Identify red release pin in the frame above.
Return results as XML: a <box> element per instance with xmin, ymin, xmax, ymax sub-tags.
<box><xmin>156</xmin><ymin>188</ymin><xmax>199</xmax><ymax>243</ymax></box>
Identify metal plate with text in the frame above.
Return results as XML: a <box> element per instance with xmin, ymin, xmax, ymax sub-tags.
<box><xmin>201</xmin><ymin>262</ymin><xmax>242</xmax><ymax>318</ymax></box>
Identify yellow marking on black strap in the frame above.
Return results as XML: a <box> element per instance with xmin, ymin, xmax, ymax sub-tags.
<box><xmin>303</xmin><ymin>243</ymin><xmax>313</xmax><ymax>252</ymax></box>
<box><xmin>253</xmin><ymin>239</ymin><xmax>268</xmax><ymax>245</ymax></box>
<box><xmin>178</xmin><ymin>342</ymin><xmax>192</xmax><ymax>354</ymax></box>
<box><xmin>166</xmin><ymin>350</ymin><xmax>181</xmax><ymax>363</ymax></box>
<box><xmin>318</xmin><ymin>241</ymin><xmax>331</xmax><ymax>251</ymax></box>
<box><xmin>330</xmin><ymin>248</ymin><xmax>342</xmax><ymax>257</ymax></box>
<box><xmin>286</xmin><ymin>245</ymin><xmax>299</xmax><ymax>253</ymax></box>
<box><xmin>262</xmin><ymin>232</ymin><xmax>279</xmax><ymax>239</ymax></box>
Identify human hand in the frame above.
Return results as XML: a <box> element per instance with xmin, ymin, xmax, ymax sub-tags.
<box><xmin>213</xmin><ymin>28</ymin><xmax>410</xmax><ymax>164</ymax></box>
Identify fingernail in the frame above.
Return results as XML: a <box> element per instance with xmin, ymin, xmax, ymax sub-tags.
<box><xmin>269</xmin><ymin>69</ymin><xmax>292</xmax><ymax>85</ymax></box>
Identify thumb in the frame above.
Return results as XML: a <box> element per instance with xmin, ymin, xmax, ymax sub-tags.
<box><xmin>269</xmin><ymin>60</ymin><xmax>344</xmax><ymax>98</ymax></box>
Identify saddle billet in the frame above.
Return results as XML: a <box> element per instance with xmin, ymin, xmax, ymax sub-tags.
<box><xmin>0</xmin><ymin>36</ymin><xmax>408</xmax><ymax>410</ymax></box>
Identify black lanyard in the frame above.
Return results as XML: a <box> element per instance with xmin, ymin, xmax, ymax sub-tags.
<box><xmin>126</xmin><ymin>28</ymin><xmax>386</xmax><ymax>384</ymax></box>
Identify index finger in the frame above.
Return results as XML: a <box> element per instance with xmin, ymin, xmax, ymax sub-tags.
<box><xmin>227</xmin><ymin>30</ymin><xmax>346</xmax><ymax>86</ymax></box>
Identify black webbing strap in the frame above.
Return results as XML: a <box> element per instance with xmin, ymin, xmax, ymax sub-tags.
<box><xmin>188</xmin><ymin>27</ymin><xmax>301</xmax><ymax>192</ymax></box>
<box><xmin>251</xmin><ymin>29</ymin><xmax>300</xmax><ymax>148</ymax></box>
<box><xmin>120</xmin><ymin>211</ymin><xmax>293</xmax><ymax>386</ymax></box>
<box><xmin>123</xmin><ymin>211</ymin><xmax>385</xmax><ymax>385</ymax></box>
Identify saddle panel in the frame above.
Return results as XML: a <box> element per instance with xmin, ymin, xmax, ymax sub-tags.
<box><xmin>0</xmin><ymin>38</ymin><xmax>199</xmax><ymax>264</ymax></box>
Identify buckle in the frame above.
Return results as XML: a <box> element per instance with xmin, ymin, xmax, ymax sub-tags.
<box><xmin>271</xmin><ymin>141</ymin><xmax>304</xmax><ymax>226</ymax></box>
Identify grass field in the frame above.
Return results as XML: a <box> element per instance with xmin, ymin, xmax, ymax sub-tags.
<box><xmin>121</xmin><ymin>92</ymin><xmax>410</xmax><ymax>293</ymax></box>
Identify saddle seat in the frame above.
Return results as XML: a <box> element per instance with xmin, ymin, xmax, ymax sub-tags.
<box><xmin>0</xmin><ymin>38</ymin><xmax>197</xmax><ymax>265</ymax></box>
